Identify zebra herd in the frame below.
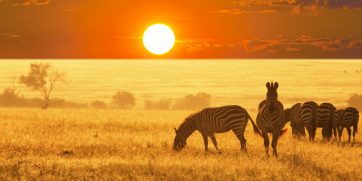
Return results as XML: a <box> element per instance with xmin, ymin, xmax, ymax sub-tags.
<box><xmin>286</xmin><ymin>101</ymin><xmax>359</xmax><ymax>143</ymax></box>
<box><xmin>173</xmin><ymin>82</ymin><xmax>359</xmax><ymax>156</ymax></box>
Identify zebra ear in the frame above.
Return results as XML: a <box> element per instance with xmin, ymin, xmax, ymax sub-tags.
<box><xmin>274</xmin><ymin>82</ymin><xmax>279</xmax><ymax>89</ymax></box>
<box><xmin>266</xmin><ymin>82</ymin><xmax>271</xmax><ymax>89</ymax></box>
<box><xmin>174</xmin><ymin>128</ymin><xmax>178</xmax><ymax>134</ymax></box>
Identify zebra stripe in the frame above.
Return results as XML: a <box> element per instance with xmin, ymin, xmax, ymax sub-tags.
<box><xmin>173</xmin><ymin>105</ymin><xmax>261</xmax><ymax>152</ymax></box>
<box><xmin>335</xmin><ymin>107</ymin><xmax>359</xmax><ymax>143</ymax></box>
<box><xmin>299</xmin><ymin>101</ymin><xmax>318</xmax><ymax>141</ymax></box>
<box><xmin>315</xmin><ymin>102</ymin><xmax>336</xmax><ymax>141</ymax></box>
<box><xmin>256</xmin><ymin>82</ymin><xmax>286</xmax><ymax>156</ymax></box>
<box><xmin>285</xmin><ymin>103</ymin><xmax>303</xmax><ymax>137</ymax></box>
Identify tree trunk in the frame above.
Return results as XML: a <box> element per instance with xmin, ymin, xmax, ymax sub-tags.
<box><xmin>42</xmin><ymin>96</ymin><xmax>50</xmax><ymax>109</ymax></box>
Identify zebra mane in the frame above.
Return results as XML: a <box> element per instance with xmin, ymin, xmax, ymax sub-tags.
<box><xmin>177</xmin><ymin>113</ymin><xmax>197</xmax><ymax>139</ymax></box>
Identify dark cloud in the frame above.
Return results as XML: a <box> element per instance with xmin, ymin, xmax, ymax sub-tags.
<box><xmin>295</xmin><ymin>0</ymin><xmax>362</xmax><ymax>9</ymax></box>
<box><xmin>178</xmin><ymin>36</ymin><xmax>362</xmax><ymax>58</ymax></box>
<box><xmin>234</xmin><ymin>0</ymin><xmax>362</xmax><ymax>15</ymax></box>
<box><xmin>236</xmin><ymin>0</ymin><xmax>362</xmax><ymax>9</ymax></box>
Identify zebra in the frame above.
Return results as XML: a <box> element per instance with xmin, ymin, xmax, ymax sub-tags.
<box><xmin>299</xmin><ymin>101</ymin><xmax>318</xmax><ymax>141</ymax></box>
<box><xmin>256</xmin><ymin>82</ymin><xmax>286</xmax><ymax>156</ymax></box>
<box><xmin>285</xmin><ymin>103</ymin><xmax>303</xmax><ymax>137</ymax></box>
<box><xmin>173</xmin><ymin>105</ymin><xmax>261</xmax><ymax>152</ymax></box>
<box><xmin>315</xmin><ymin>103</ymin><xmax>336</xmax><ymax>141</ymax></box>
<box><xmin>334</xmin><ymin>107</ymin><xmax>359</xmax><ymax>143</ymax></box>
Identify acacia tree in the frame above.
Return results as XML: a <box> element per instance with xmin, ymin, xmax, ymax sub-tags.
<box><xmin>19</xmin><ymin>63</ymin><xmax>65</xmax><ymax>109</ymax></box>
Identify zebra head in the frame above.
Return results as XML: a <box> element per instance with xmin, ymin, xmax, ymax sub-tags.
<box><xmin>173</xmin><ymin>128</ymin><xmax>186</xmax><ymax>151</ymax></box>
<box><xmin>265</xmin><ymin>82</ymin><xmax>279</xmax><ymax>110</ymax></box>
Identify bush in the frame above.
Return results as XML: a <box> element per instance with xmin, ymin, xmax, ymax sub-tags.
<box><xmin>144</xmin><ymin>99</ymin><xmax>172</xmax><ymax>110</ymax></box>
<box><xmin>173</xmin><ymin>92</ymin><xmax>211</xmax><ymax>110</ymax></box>
<box><xmin>91</xmin><ymin>100</ymin><xmax>108</xmax><ymax>109</ymax></box>
<box><xmin>112</xmin><ymin>91</ymin><xmax>136</xmax><ymax>109</ymax></box>
<box><xmin>0</xmin><ymin>87</ymin><xmax>26</xmax><ymax>107</ymax></box>
<box><xmin>347</xmin><ymin>94</ymin><xmax>362</xmax><ymax>110</ymax></box>
<box><xmin>0</xmin><ymin>87</ymin><xmax>86</xmax><ymax>108</ymax></box>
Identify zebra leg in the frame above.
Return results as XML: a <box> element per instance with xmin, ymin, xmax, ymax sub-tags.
<box><xmin>311</xmin><ymin>127</ymin><xmax>316</xmax><ymax>142</ymax></box>
<box><xmin>333</xmin><ymin>127</ymin><xmax>337</xmax><ymax>140</ymax></box>
<box><xmin>347</xmin><ymin>127</ymin><xmax>352</xmax><ymax>143</ymax></box>
<box><xmin>262</xmin><ymin>132</ymin><xmax>269</xmax><ymax>156</ymax></box>
<box><xmin>232</xmin><ymin>129</ymin><xmax>247</xmax><ymax>152</ymax></box>
<box><xmin>352</xmin><ymin>126</ymin><xmax>356</xmax><ymax>142</ymax></box>
<box><xmin>271</xmin><ymin>133</ymin><xmax>279</xmax><ymax>156</ymax></box>
<box><xmin>307</xmin><ymin>127</ymin><xmax>313</xmax><ymax>141</ymax></box>
<box><xmin>202</xmin><ymin>133</ymin><xmax>209</xmax><ymax>152</ymax></box>
<box><xmin>209</xmin><ymin>134</ymin><xmax>220</xmax><ymax>151</ymax></box>
<box><xmin>301</xmin><ymin>126</ymin><xmax>306</xmax><ymax>137</ymax></box>
<box><xmin>338</xmin><ymin>127</ymin><xmax>342</xmax><ymax>142</ymax></box>
<box><xmin>321</xmin><ymin>128</ymin><xmax>325</xmax><ymax>140</ymax></box>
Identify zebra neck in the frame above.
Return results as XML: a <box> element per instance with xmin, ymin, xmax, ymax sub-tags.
<box><xmin>178</xmin><ymin>117</ymin><xmax>196</xmax><ymax>140</ymax></box>
<box><xmin>266</xmin><ymin>103</ymin><xmax>276</xmax><ymax>112</ymax></box>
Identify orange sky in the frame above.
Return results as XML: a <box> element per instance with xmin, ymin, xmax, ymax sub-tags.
<box><xmin>1</xmin><ymin>0</ymin><xmax>362</xmax><ymax>58</ymax></box>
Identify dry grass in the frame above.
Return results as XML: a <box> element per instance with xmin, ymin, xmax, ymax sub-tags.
<box><xmin>0</xmin><ymin>108</ymin><xmax>361</xmax><ymax>180</ymax></box>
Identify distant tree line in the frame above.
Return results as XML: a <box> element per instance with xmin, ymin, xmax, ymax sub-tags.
<box><xmin>0</xmin><ymin>87</ymin><xmax>211</xmax><ymax>110</ymax></box>
<box><xmin>93</xmin><ymin>91</ymin><xmax>212</xmax><ymax>110</ymax></box>
<box><xmin>3</xmin><ymin>62</ymin><xmax>359</xmax><ymax>110</ymax></box>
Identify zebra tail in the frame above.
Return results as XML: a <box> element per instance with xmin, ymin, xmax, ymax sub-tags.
<box><xmin>247</xmin><ymin>113</ymin><xmax>262</xmax><ymax>136</ymax></box>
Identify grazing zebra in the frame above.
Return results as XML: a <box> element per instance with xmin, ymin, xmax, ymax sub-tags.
<box><xmin>299</xmin><ymin>101</ymin><xmax>318</xmax><ymax>141</ymax></box>
<box><xmin>256</xmin><ymin>82</ymin><xmax>286</xmax><ymax>156</ymax></box>
<box><xmin>285</xmin><ymin>103</ymin><xmax>303</xmax><ymax>137</ymax></box>
<box><xmin>334</xmin><ymin>107</ymin><xmax>359</xmax><ymax>143</ymax></box>
<box><xmin>173</xmin><ymin>105</ymin><xmax>261</xmax><ymax>152</ymax></box>
<box><xmin>315</xmin><ymin>103</ymin><xmax>336</xmax><ymax>141</ymax></box>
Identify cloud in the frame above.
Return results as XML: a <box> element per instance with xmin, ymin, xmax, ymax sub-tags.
<box><xmin>216</xmin><ymin>8</ymin><xmax>277</xmax><ymax>15</ymax></box>
<box><xmin>9</xmin><ymin>0</ymin><xmax>50</xmax><ymax>6</ymax></box>
<box><xmin>241</xmin><ymin>39</ymin><xmax>279</xmax><ymax>52</ymax></box>
<box><xmin>294</xmin><ymin>0</ymin><xmax>362</xmax><ymax>9</ymax></box>
<box><xmin>0</xmin><ymin>33</ymin><xmax>19</xmax><ymax>39</ymax></box>
<box><xmin>179</xmin><ymin>35</ymin><xmax>362</xmax><ymax>58</ymax></box>
<box><xmin>233</xmin><ymin>0</ymin><xmax>362</xmax><ymax>15</ymax></box>
<box><xmin>285</xmin><ymin>47</ymin><xmax>300</xmax><ymax>52</ymax></box>
<box><xmin>216</xmin><ymin>8</ymin><xmax>243</xmax><ymax>15</ymax></box>
<box><xmin>184</xmin><ymin>41</ymin><xmax>235</xmax><ymax>54</ymax></box>
<box><xmin>235</xmin><ymin>0</ymin><xmax>362</xmax><ymax>9</ymax></box>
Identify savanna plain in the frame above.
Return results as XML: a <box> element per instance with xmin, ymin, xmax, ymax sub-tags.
<box><xmin>0</xmin><ymin>60</ymin><xmax>362</xmax><ymax>180</ymax></box>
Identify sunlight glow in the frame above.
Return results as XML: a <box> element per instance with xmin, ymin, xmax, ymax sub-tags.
<box><xmin>143</xmin><ymin>24</ymin><xmax>175</xmax><ymax>55</ymax></box>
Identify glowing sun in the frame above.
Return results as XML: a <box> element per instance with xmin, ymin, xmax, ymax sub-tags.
<box><xmin>143</xmin><ymin>24</ymin><xmax>175</xmax><ymax>55</ymax></box>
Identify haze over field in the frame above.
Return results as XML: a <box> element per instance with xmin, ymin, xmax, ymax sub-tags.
<box><xmin>0</xmin><ymin>60</ymin><xmax>361</xmax><ymax>109</ymax></box>
<box><xmin>0</xmin><ymin>60</ymin><xmax>361</xmax><ymax>180</ymax></box>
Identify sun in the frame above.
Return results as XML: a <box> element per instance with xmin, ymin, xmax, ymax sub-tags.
<box><xmin>143</xmin><ymin>24</ymin><xmax>175</xmax><ymax>55</ymax></box>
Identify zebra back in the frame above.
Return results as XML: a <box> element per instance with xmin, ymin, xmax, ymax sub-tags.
<box><xmin>300</xmin><ymin>101</ymin><xmax>318</xmax><ymax>130</ymax></box>
<box><xmin>315</xmin><ymin>103</ymin><xmax>336</xmax><ymax>128</ymax></box>
<box><xmin>346</xmin><ymin>107</ymin><xmax>359</xmax><ymax>131</ymax></box>
<box><xmin>333</xmin><ymin>109</ymin><xmax>344</xmax><ymax>129</ymax></box>
<box><xmin>285</xmin><ymin>103</ymin><xmax>302</xmax><ymax>136</ymax></box>
<box><xmin>180</xmin><ymin>105</ymin><xmax>261</xmax><ymax>136</ymax></box>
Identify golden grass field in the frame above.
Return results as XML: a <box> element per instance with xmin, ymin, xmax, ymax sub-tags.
<box><xmin>0</xmin><ymin>108</ymin><xmax>361</xmax><ymax>180</ymax></box>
